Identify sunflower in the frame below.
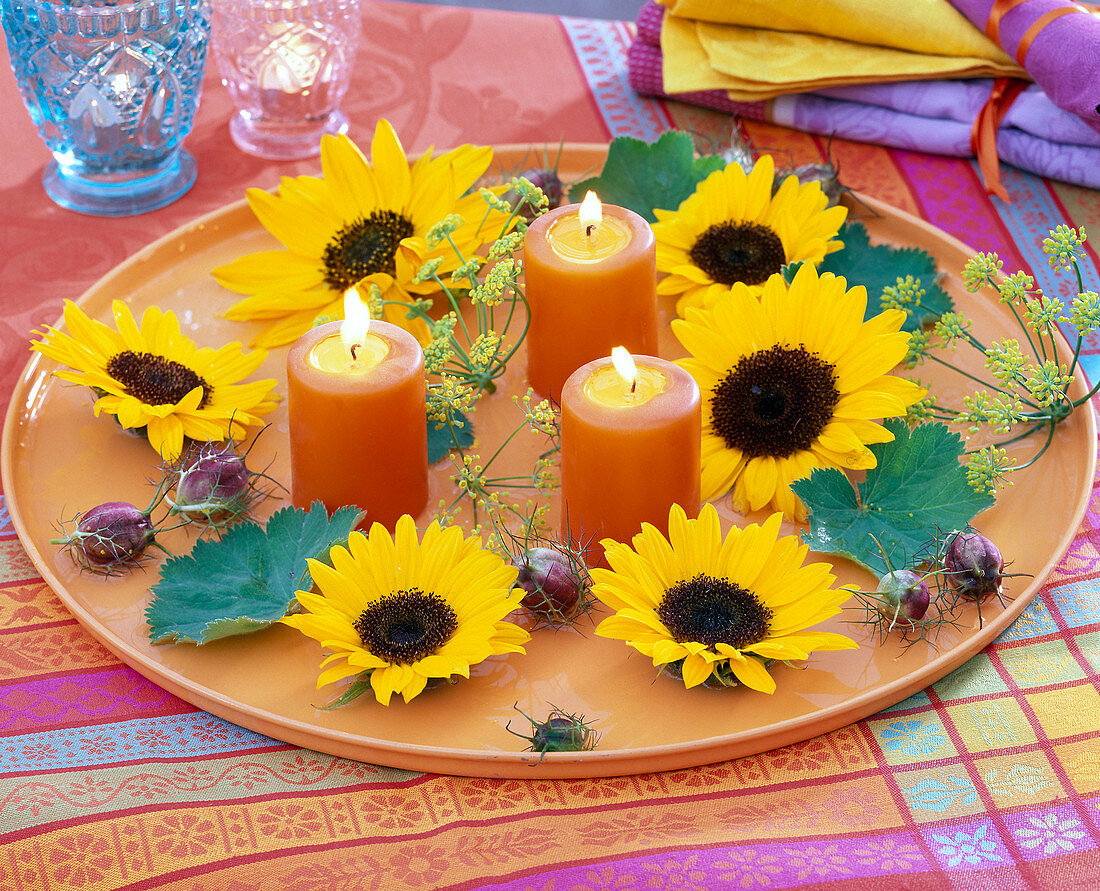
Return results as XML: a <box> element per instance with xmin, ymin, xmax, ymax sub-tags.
<box><xmin>593</xmin><ymin>503</ymin><xmax>857</xmax><ymax>691</ymax></box>
<box><xmin>672</xmin><ymin>264</ymin><xmax>925</xmax><ymax>519</ymax></box>
<box><xmin>31</xmin><ymin>299</ymin><xmax>278</xmax><ymax>462</ymax></box>
<box><xmin>652</xmin><ymin>154</ymin><xmax>848</xmax><ymax>317</ymax></box>
<box><xmin>282</xmin><ymin>515</ymin><xmax>530</xmax><ymax>706</ymax></box>
<box><xmin>213</xmin><ymin>119</ymin><xmax>512</xmax><ymax>348</ymax></box>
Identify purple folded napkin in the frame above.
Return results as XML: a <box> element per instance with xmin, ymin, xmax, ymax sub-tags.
<box><xmin>630</xmin><ymin>0</ymin><xmax>1100</xmax><ymax>190</ymax></box>
<box><xmin>948</xmin><ymin>0</ymin><xmax>1100</xmax><ymax>137</ymax></box>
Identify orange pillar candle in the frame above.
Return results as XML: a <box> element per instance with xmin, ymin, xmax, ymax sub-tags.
<box><xmin>524</xmin><ymin>192</ymin><xmax>658</xmax><ymax>403</ymax></box>
<box><xmin>287</xmin><ymin>299</ymin><xmax>428</xmax><ymax>527</ymax></box>
<box><xmin>560</xmin><ymin>348</ymin><xmax>701</xmax><ymax>563</ymax></box>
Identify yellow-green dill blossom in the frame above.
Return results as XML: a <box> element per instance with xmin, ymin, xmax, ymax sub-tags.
<box><xmin>479</xmin><ymin>188</ymin><xmax>512</xmax><ymax>214</ymax></box>
<box><xmin>984</xmin><ymin>338</ymin><xmax>1028</xmax><ymax>387</ymax></box>
<box><xmin>515</xmin><ymin>390</ymin><xmax>557</xmax><ymax>436</ymax></box>
<box><xmin>426</xmin><ymin>373</ymin><xmax>475</xmax><ymax>425</ymax></box>
<box><xmin>917</xmin><ymin>224</ymin><xmax>1096</xmax><ymax>500</ymax></box>
<box><xmin>958</xmin><ymin>391</ymin><xmax>997</xmax><ymax>434</ymax></box>
<box><xmin>1025</xmin><ymin>359</ymin><xmax>1072</xmax><ymax>408</ymax></box>
<box><xmin>425</xmin><ymin>214</ymin><xmax>465</xmax><ymax>248</ymax></box>
<box><xmin>1022</xmin><ymin>294</ymin><xmax>1065</xmax><ymax>330</ymax></box>
<box><xmin>987</xmin><ymin>394</ymin><xmax>1024</xmax><ymax>434</ymax></box>
<box><xmin>998</xmin><ymin>271</ymin><xmax>1038</xmax><ymax>305</ymax></box>
<box><xmin>1042</xmin><ymin>224</ymin><xmax>1087</xmax><ymax>270</ymax></box>
<box><xmin>963</xmin><ymin>252</ymin><xmax>1003</xmax><ymax>292</ymax></box>
<box><xmin>904</xmin><ymin>391</ymin><xmax>938</xmax><ymax>425</ymax></box>
<box><xmin>468</xmin><ymin>331</ymin><xmax>502</xmax><ymax>368</ymax></box>
<box><xmin>904</xmin><ymin>329</ymin><xmax>931</xmax><ymax>368</ymax></box>
<box><xmin>470</xmin><ymin>257</ymin><xmax>517</xmax><ymax>307</ymax></box>
<box><xmin>1070</xmin><ymin>290</ymin><xmax>1100</xmax><ymax>336</ymax></box>
<box><xmin>881</xmin><ymin>275</ymin><xmax>924</xmax><ymax>313</ymax></box>
<box><xmin>488</xmin><ymin>232</ymin><xmax>523</xmax><ymax>260</ymax></box>
<box><xmin>532</xmin><ymin>455</ymin><xmax>558</xmax><ymax>493</ymax></box>
<box><xmin>451</xmin><ymin>257</ymin><xmax>484</xmax><ymax>282</ymax></box>
<box><xmin>453</xmin><ymin>454</ymin><xmax>485</xmax><ymax>495</ymax></box>
<box><xmin>364</xmin><ymin>282</ymin><xmax>385</xmax><ymax>319</ymax></box>
<box><xmin>966</xmin><ymin>445</ymin><xmax>1015</xmax><ymax>495</ymax></box>
<box><xmin>423</xmin><ymin>313</ymin><xmax>458</xmax><ymax>373</ymax></box>
<box><xmin>434</xmin><ymin>498</ymin><xmax>460</xmax><ymax>528</ymax></box>
<box><xmin>413</xmin><ymin>257</ymin><xmax>444</xmax><ymax>284</ymax></box>
<box><xmin>933</xmin><ymin>312</ymin><xmax>973</xmax><ymax>349</ymax></box>
<box><xmin>507</xmin><ymin>176</ymin><xmax>549</xmax><ymax>213</ymax></box>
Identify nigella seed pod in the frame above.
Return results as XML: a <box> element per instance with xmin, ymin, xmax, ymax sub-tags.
<box><xmin>173</xmin><ymin>443</ymin><xmax>251</xmax><ymax>522</ymax></box>
<box><xmin>875</xmin><ymin>569</ymin><xmax>931</xmax><ymax>624</ymax></box>
<box><xmin>505</xmin><ymin>704</ymin><xmax>599</xmax><ymax>764</ymax></box>
<box><xmin>790</xmin><ymin>162</ymin><xmax>844</xmax><ymax>207</ymax></box>
<box><xmin>52</xmin><ymin>501</ymin><xmax>159</xmax><ymax>573</ymax></box>
<box><xmin>533</xmin><ymin>715</ymin><xmax>592</xmax><ymax>752</ymax></box>
<box><xmin>510</xmin><ymin>546</ymin><xmax>584</xmax><ymax>621</ymax></box>
<box><xmin>944</xmin><ymin>531</ymin><xmax>1005</xmax><ymax>599</ymax></box>
<box><xmin>167</xmin><ymin>438</ymin><xmax>274</xmax><ymax>527</ymax></box>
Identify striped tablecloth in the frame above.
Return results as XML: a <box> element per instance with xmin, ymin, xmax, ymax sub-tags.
<box><xmin>2</xmin><ymin>2</ymin><xmax>1100</xmax><ymax>888</ymax></box>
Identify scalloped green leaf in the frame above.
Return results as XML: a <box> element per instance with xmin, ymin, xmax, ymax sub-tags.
<box><xmin>791</xmin><ymin>420</ymin><xmax>994</xmax><ymax>574</ymax></box>
<box><xmin>567</xmin><ymin>131</ymin><xmax>725</xmax><ymax>223</ymax></box>
<box><xmin>819</xmin><ymin>221</ymin><xmax>953</xmax><ymax>331</ymax></box>
<box><xmin>146</xmin><ymin>502</ymin><xmax>363</xmax><ymax>645</ymax></box>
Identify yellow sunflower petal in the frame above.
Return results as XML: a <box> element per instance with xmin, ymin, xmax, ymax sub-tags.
<box><xmin>726</xmin><ymin>652</ymin><xmax>777</xmax><ymax>693</ymax></box>
<box><xmin>320</xmin><ymin>132</ymin><xmax>380</xmax><ymax>220</ymax></box>
<box><xmin>370</xmin><ymin>118</ymin><xmax>412</xmax><ymax>210</ymax></box>
<box><xmin>245</xmin><ymin>186</ymin><xmax>331</xmax><ymax>258</ymax></box>
<box><xmin>680</xmin><ymin>653</ymin><xmax>714</xmax><ymax>688</ymax></box>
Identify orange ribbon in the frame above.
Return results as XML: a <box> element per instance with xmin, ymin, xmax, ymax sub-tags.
<box><xmin>970</xmin><ymin>77</ymin><xmax>1029</xmax><ymax>201</ymax></box>
<box><xmin>973</xmin><ymin>1</ymin><xmax>1097</xmax><ymax>200</ymax></box>
<box><xmin>986</xmin><ymin>0</ymin><xmax>1097</xmax><ymax>59</ymax></box>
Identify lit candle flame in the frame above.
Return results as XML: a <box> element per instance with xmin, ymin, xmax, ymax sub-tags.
<box><xmin>580</xmin><ymin>190</ymin><xmax>602</xmax><ymax>236</ymax></box>
<box><xmin>342</xmin><ymin>287</ymin><xmax>371</xmax><ymax>361</ymax></box>
<box><xmin>611</xmin><ymin>346</ymin><xmax>638</xmax><ymax>394</ymax></box>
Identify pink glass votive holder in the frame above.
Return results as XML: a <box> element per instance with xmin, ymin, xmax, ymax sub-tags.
<box><xmin>211</xmin><ymin>0</ymin><xmax>362</xmax><ymax>160</ymax></box>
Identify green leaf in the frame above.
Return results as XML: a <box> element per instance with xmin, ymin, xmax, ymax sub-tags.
<box><xmin>791</xmin><ymin>420</ymin><xmax>994</xmax><ymax>575</ymax></box>
<box><xmin>427</xmin><ymin>407</ymin><xmax>473</xmax><ymax>464</ymax></box>
<box><xmin>567</xmin><ymin>131</ymin><xmax>725</xmax><ymax>223</ymax></box>
<box><xmin>317</xmin><ymin>675</ymin><xmax>373</xmax><ymax>710</ymax></box>
<box><xmin>819</xmin><ymin>222</ymin><xmax>953</xmax><ymax>331</ymax></box>
<box><xmin>146</xmin><ymin>502</ymin><xmax>364</xmax><ymax>645</ymax></box>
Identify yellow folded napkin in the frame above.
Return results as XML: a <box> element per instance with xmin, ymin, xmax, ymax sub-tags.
<box><xmin>658</xmin><ymin>0</ymin><xmax>1025</xmax><ymax>98</ymax></box>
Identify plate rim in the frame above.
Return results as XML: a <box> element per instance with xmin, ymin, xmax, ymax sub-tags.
<box><xmin>3</xmin><ymin>142</ymin><xmax>1095</xmax><ymax>778</ymax></box>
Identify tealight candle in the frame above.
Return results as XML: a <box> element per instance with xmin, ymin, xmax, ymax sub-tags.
<box><xmin>524</xmin><ymin>192</ymin><xmax>658</xmax><ymax>403</ymax></box>
<box><xmin>560</xmin><ymin>348</ymin><xmax>701</xmax><ymax>564</ymax></box>
<box><xmin>286</xmin><ymin>290</ymin><xmax>428</xmax><ymax>527</ymax></box>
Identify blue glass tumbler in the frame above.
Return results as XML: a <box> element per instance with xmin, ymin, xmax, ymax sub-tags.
<box><xmin>1</xmin><ymin>0</ymin><xmax>211</xmax><ymax>216</ymax></box>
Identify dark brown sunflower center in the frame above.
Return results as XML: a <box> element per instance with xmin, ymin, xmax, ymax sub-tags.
<box><xmin>353</xmin><ymin>589</ymin><xmax>458</xmax><ymax>665</ymax></box>
<box><xmin>688</xmin><ymin>222</ymin><xmax>786</xmax><ymax>287</ymax></box>
<box><xmin>105</xmin><ymin>350</ymin><xmax>210</xmax><ymax>407</ymax></box>
<box><xmin>322</xmin><ymin>210</ymin><xmax>415</xmax><ymax>290</ymax></box>
<box><xmin>657</xmin><ymin>574</ymin><xmax>772</xmax><ymax>649</ymax></box>
<box><xmin>711</xmin><ymin>345</ymin><xmax>839</xmax><ymax>459</ymax></box>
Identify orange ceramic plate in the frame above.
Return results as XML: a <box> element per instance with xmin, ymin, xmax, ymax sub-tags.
<box><xmin>2</xmin><ymin>145</ymin><xmax>1094</xmax><ymax>778</ymax></box>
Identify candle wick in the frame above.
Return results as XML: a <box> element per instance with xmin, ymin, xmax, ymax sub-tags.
<box><xmin>630</xmin><ymin>378</ymin><xmax>637</xmax><ymax>395</ymax></box>
<box><xmin>586</xmin><ymin>224</ymin><xmax>595</xmax><ymax>237</ymax></box>
<box><xmin>350</xmin><ymin>342</ymin><xmax>360</xmax><ymax>361</ymax></box>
